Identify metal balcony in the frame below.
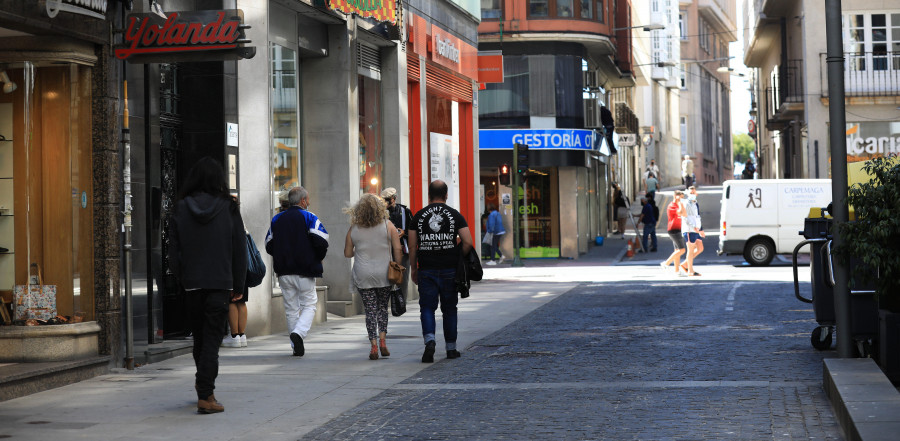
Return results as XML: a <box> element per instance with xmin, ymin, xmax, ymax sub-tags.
<box><xmin>820</xmin><ymin>51</ymin><xmax>900</xmax><ymax>98</ymax></box>
<box><xmin>765</xmin><ymin>59</ymin><xmax>803</xmax><ymax>129</ymax></box>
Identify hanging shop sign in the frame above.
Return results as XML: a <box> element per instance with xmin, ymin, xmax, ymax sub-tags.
<box><xmin>477</xmin><ymin>51</ymin><xmax>503</xmax><ymax>84</ymax></box>
<box><xmin>479</xmin><ymin>129</ymin><xmax>597</xmax><ymax>151</ymax></box>
<box><xmin>328</xmin><ymin>0</ymin><xmax>397</xmax><ymax>24</ymax></box>
<box><xmin>115</xmin><ymin>10</ymin><xmax>255</xmax><ymax>63</ymax></box>
<box><xmin>45</xmin><ymin>0</ymin><xmax>108</xmax><ymax>20</ymax></box>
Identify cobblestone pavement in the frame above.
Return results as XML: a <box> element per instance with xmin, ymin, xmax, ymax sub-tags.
<box><xmin>302</xmin><ymin>277</ymin><xmax>843</xmax><ymax>440</ymax></box>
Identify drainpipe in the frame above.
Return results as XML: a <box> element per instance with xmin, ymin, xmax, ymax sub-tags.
<box><xmin>123</xmin><ymin>80</ymin><xmax>134</xmax><ymax>370</ymax></box>
<box><xmin>825</xmin><ymin>0</ymin><xmax>852</xmax><ymax>358</ymax></box>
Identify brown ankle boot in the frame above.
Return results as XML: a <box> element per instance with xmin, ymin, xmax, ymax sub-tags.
<box><xmin>198</xmin><ymin>394</ymin><xmax>224</xmax><ymax>414</ymax></box>
<box><xmin>379</xmin><ymin>338</ymin><xmax>390</xmax><ymax>357</ymax></box>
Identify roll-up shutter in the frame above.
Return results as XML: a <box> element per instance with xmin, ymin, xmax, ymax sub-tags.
<box><xmin>357</xmin><ymin>42</ymin><xmax>381</xmax><ymax>80</ymax></box>
<box><xmin>407</xmin><ymin>51</ymin><xmax>420</xmax><ymax>82</ymax></box>
<box><xmin>426</xmin><ymin>65</ymin><xmax>472</xmax><ymax>103</ymax></box>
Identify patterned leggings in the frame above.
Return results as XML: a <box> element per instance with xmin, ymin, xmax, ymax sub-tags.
<box><xmin>359</xmin><ymin>286</ymin><xmax>391</xmax><ymax>340</ymax></box>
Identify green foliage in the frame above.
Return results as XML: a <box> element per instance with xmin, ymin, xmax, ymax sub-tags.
<box><xmin>732</xmin><ymin>133</ymin><xmax>754</xmax><ymax>163</ymax></box>
<box><xmin>835</xmin><ymin>156</ymin><xmax>900</xmax><ymax>299</ymax></box>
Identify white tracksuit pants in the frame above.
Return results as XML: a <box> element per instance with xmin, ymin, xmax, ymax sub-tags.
<box><xmin>278</xmin><ymin>275</ymin><xmax>317</xmax><ymax>342</ymax></box>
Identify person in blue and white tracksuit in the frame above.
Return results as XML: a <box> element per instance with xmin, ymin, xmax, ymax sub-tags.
<box><xmin>265</xmin><ymin>186</ymin><xmax>329</xmax><ymax>357</ymax></box>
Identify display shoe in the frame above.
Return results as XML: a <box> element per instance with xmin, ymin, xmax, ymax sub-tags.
<box><xmin>422</xmin><ymin>340</ymin><xmax>436</xmax><ymax>363</ymax></box>
<box><xmin>369</xmin><ymin>345</ymin><xmax>379</xmax><ymax>360</ymax></box>
<box><xmin>290</xmin><ymin>332</ymin><xmax>304</xmax><ymax>356</ymax></box>
<box><xmin>197</xmin><ymin>394</ymin><xmax>224</xmax><ymax>414</ymax></box>
<box><xmin>379</xmin><ymin>339</ymin><xmax>390</xmax><ymax>357</ymax></box>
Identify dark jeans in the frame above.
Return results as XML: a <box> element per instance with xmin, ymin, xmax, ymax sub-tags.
<box><xmin>489</xmin><ymin>233</ymin><xmax>504</xmax><ymax>260</ymax></box>
<box><xmin>188</xmin><ymin>289</ymin><xmax>229</xmax><ymax>400</ymax></box>
<box><xmin>642</xmin><ymin>223</ymin><xmax>658</xmax><ymax>251</ymax></box>
<box><xmin>418</xmin><ymin>268</ymin><xmax>458</xmax><ymax>348</ymax></box>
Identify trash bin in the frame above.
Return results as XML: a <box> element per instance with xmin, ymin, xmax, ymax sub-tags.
<box><xmin>792</xmin><ymin>209</ymin><xmax>835</xmax><ymax>350</ymax></box>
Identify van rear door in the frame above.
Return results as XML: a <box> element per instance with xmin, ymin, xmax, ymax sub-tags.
<box><xmin>775</xmin><ymin>182</ymin><xmax>831</xmax><ymax>252</ymax></box>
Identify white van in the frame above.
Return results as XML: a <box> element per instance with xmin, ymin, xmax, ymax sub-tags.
<box><xmin>718</xmin><ymin>179</ymin><xmax>831</xmax><ymax>266</ymax></box>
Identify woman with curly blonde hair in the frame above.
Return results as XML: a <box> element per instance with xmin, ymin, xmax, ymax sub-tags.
<box><xmin>344</xmin><ymin>193</ymin><xmax>402</xmax><ymax>359</ymax></box>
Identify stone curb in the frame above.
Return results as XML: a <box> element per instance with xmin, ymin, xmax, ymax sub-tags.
<box><xmin>824</xmin><ymin>358</ymin><xmax>900</xmax><ymax>441</ymax></box>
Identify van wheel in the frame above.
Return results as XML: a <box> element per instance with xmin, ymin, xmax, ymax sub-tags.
<box><xmin>744</xmin><ymin>238</ymin><xmax>775</xmax><ymax>266</ymax></box>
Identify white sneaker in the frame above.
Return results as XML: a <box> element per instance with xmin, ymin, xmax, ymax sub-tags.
<box><xmin>659</xmin><ymin>261</ymin><xmax>667</xmax><ymax>271</ymax></box>
<box><xmin>677</xmin><ymin>269</ymin><xmax>688</xmax><ymax>277</ymax></box>
<box><xmin>222</xmin><ymin>335</ymin><xmax>241</xmax><ymax>348</ymax></box>
<box><xmin>498</xmin><ymin>256</ymin><xmax>505</xmax><ymax>264</ymax></box>
<box><xmin>485</xmin><ymin>260</ymin><xmax>497</xmax><ymax>266</ymax></box>
<box><xmin>240</xmin><ymin>335</ymin><xmax>247</xmax><ymax>347</ymax></box>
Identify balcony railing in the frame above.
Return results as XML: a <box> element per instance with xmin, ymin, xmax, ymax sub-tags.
<box><xmin>766</xmin><ymin>59</ymin><xmax>804</xmax><ymax>123</ymax></box>
<box><xmin>820</xmin><ymin>51</ymin><xmax>900</xmax><ymax>97</ymax></box>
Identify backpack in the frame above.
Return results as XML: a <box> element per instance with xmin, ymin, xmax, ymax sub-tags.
<box><xmin>652</xmin><ymin>204</ymin><xmax>660</xmax><ymax>223</ymax></box>
<box><xmin>245</xmin><ymin>233</ymin><xmax>266</xmax><ymax>288</ymax></box>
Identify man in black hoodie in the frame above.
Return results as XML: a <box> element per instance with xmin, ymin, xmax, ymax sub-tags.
<box><xmin>168</xmin><ymin>157</ymin><xmax>247</xmax><ymax>414</ymax></box>
<box><xmin>265</xmin><ymin>186</ymin><xmax>329</xmax><ymax>356</ymax></box>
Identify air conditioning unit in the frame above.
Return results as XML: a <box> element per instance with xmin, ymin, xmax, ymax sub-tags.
<box><xmin>584</xmin><ymin>98</ymin><xmax>601</xmax><ymax>128</ymax></box>
<box><xmin>583</xmin><ymin>70</ymin><xmax>600</xmax><ymax>89</ymax></box>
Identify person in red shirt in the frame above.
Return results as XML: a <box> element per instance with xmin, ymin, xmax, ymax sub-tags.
<box><xmin>660</xmin><ymin>190</ymin><xmax>687</xmax><ymax>276</ymax></box>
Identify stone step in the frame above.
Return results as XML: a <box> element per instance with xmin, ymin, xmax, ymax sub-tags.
<box><xmin>0</xmin><ymin>356</ymin><xmax>110</xmax><ymax>402</ymax></box>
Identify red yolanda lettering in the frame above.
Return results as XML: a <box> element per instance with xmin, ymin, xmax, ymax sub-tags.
<box><xmin>116</xmin><ymin>11</ymin><xmax>243</xmax><ymax>59</ymax></box>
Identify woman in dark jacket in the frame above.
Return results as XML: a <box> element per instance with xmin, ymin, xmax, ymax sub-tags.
<box><xmin>168</xmin><ymin>157</ymin><xmax>248</xmax><ymax>414</ymax></box>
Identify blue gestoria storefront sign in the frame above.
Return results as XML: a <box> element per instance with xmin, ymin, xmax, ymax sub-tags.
<box><xmin>479</xmin><ymin>129</ymin><xmax>598</xmax><ymax>150</ymax></box>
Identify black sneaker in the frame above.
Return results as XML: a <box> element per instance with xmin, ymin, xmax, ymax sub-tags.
<box><xmin>290</xmin><ymin>332</ymin><xmax>304</xmax><ymax>356</ymax></box>
<box><xmin>422</xmin><ymin>341</ymin><xmax>436</xmax><ymax>363</ymax></box>
<box><xmin>446</xmin><ymin>350</ymin><xmax>461</xmax><ymax>359</ymax></box>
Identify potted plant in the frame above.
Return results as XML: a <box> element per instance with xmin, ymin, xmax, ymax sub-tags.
<box><xmin>835</xmin><ymin>156</ymin><xmax>900</xmax><ymax>380</ymax></box>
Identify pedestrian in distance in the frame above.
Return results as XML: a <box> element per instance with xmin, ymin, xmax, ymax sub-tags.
<box><xmin>168</xmin><ymin>157</ymin><xmax>248</xmax><ymax>414</ymax></box>
<box><xmin>678</xmin><ymin>185</ymin><xmax>705</xmax><ymax>276</ymax></box>
<box><xmin>265</xmin><ymin>186</ymin><xmax>329</xmax><ymax>357</ymax></box>
<box><xmin>742</xmin><ymin>158</ymin><xmax>756</xmax><ymax>179</ymax></box>
<box><xmin>382</xmin><ymin>187</ymin><xmax>412</xmax><ymax>297</ymax></box>
<box><xmin>222</xmin><ymin>265</ymin><xmax>249</xmax><ymax>348</ymax></box>
<box><xmin>613</xmin><ymin>184</ymin><xmax>627</xmax><ymax>234</ymax></box>
<box><xmin>645</xmin><ymin>172</ymin><xmax>659</xmax><ymax>201</ymax></box>
<box><xmin>639</xmin><ymin>196</ymin><xmax>658</xmax><ymax>252</ymax></box>
<box><xmin>484</xmin><ymin>203</ymin><xmax>506</xmax><ymax>265</ymax></box>
<box><xmin>646</xmin><ymin>159</ymin><xmax>660</xmax><ymax>184</ymax></box>
<box><xmin>408</xmin><ymin>180</ymin><xmax>474</xmax><ymax>363</ymax></box>
<box><xmin>660</xmin><ymin>190</ymin><xmax>688</xmax><ymax>276</ymax></box>
<box><xmin>681</xmin><ymin>186</ymin><xmax>706</xmax><ymax>271</ymax></box>
<box><xmin>682</xmin><ymin>155</ymin><xmax>694</xmax><ymax>188</ymax></box>
<box><xmin>344</xmin><ymin>193</ymin><xmax>402</xmax><ymax>360</ymax></box>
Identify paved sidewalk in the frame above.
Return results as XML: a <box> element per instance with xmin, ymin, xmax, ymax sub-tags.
<box><xmin>0</xmin><ymin>280</ymin><xmax>576</xmax><ymax>441</ymax></box>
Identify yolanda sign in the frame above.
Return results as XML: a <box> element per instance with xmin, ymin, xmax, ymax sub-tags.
<box><xmin>116</xmin><ymin>10</ymin><xmax>254</xmax><ymax>62</ymax></box>
<box><xmin>329</xmin><ymin>0</ymin><xmax>397</xmax><ymax>24</ymax></box>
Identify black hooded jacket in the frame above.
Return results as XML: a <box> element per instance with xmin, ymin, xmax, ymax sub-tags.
<box><xmin>169</xmin><ymin>193</ymin><xmax>248</xmax><ymax>293</ymax></box>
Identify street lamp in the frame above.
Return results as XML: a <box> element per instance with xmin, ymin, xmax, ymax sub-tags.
<box><xmin>613</xmin><ymin>23</ymin><xmax>665</xmax><ymax>32</ymax></box>
<box><xmin>717</xmin><ymin>67</ymin><xmax>746</xmax><ymax>77</ymax></box>
<box><xmin>633</xmin><ymin>61</ymin><xmax>677</xmax><ymax>68</ymax></box>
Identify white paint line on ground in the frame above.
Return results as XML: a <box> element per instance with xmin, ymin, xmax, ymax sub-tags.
<box><xmin>726</xmin><ymin>282</ymin><xmax>741</xmax><ymax>312</ymax></box>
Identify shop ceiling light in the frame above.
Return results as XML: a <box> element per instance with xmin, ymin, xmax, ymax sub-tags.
<box><xmin>0</xmin><ymin>70</ymin><xmax>16</xmax><ymax>94</ymax></box>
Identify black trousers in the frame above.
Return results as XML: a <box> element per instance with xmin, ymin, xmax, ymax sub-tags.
<box><xmin>188</xmin><ymin>289</ymin><xmax>229</xmax><ymax>400</ymax></box>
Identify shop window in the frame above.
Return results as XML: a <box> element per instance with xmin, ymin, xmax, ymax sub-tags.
<box><xmin>427</xmin><ymin>94</ymin><xmax>461</xmax><ymax>209</ymax></box>
<box><xmin>517</xmin><ymin>169</ymin><xmax>558</xmax><ymax>258</ymax></box>
<box><xmin>481</xmin><ymin>0</ymin><xmax>502</xmax><ymax>20</ymax></box>
<box><xmin>359</xmin><ymin>74</ymin><xmax>383</xmax><ymax>196</ymax></box>
<box><xmin>0</xmin><ymin>64</ymin><xmax>94</xmax><ymax>322</ymax></box>
<box><xmin>271</xmin><ymin>44</ymin><xmax>301</xmax><ymax>200</ymax></box>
